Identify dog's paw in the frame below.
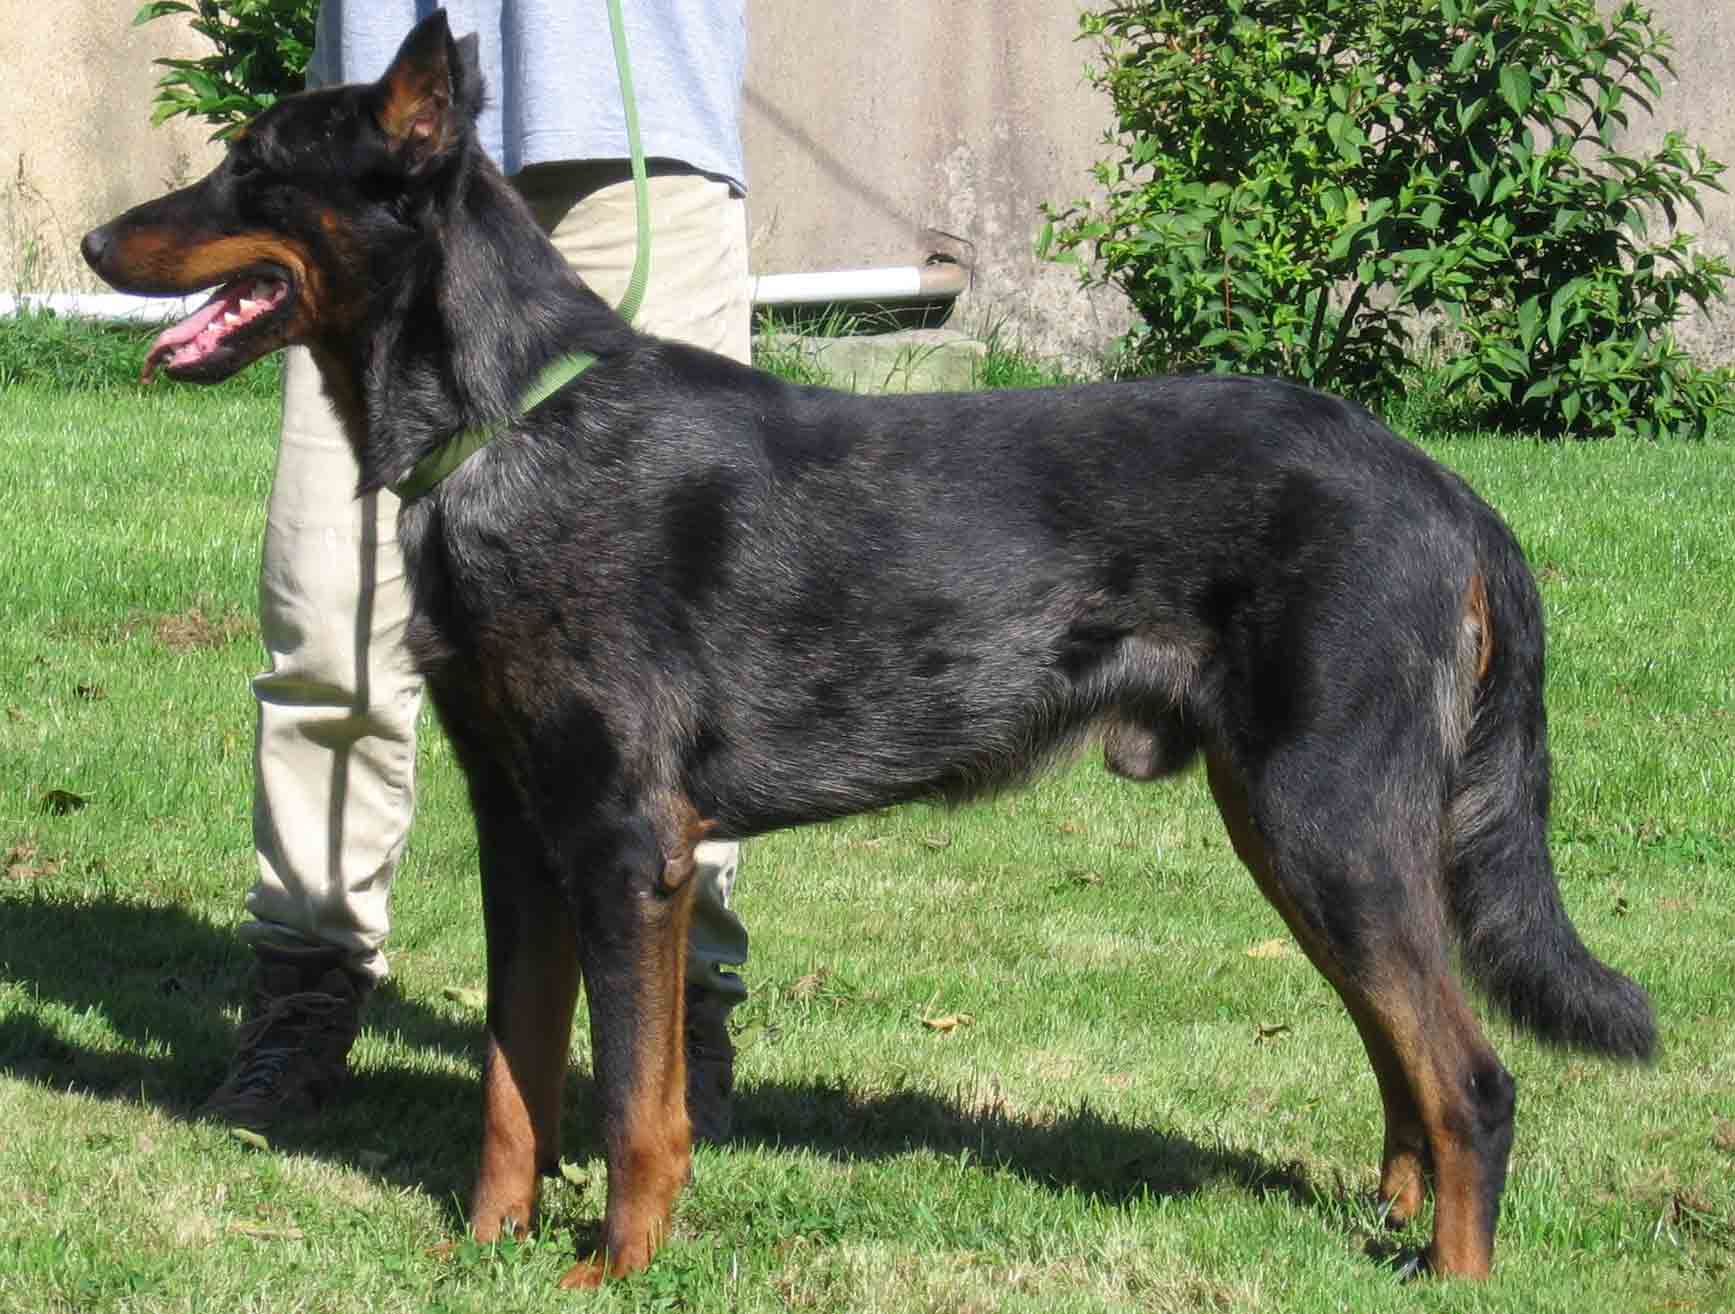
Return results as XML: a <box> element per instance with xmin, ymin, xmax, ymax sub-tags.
<box><xmin>557</xmin><ymin>1257</ymin><xmax>609</xmax><ymax>1290</ymax></box>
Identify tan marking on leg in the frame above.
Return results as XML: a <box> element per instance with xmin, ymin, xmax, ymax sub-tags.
<box><xmin>1206</xmin><ymin>753</ymin><xmax>1424</xmax><ymax>1219</ymax></box>
<box><xmin>1204</xmin><ymin>751</ymin><xmax>1504</xmax><ymax>1275</ymax></box>
<box><xmin>1385</xmin><ymin>982</ymin><xmax>1506</xmax><ymax>1279</ymax></box>
<box><xmin>470</xmin><ymin>891</ymin><xmax>581</xmax><ymax>1243</ymax></box>
<box><xmin>560</xmin><ymin>802</ymin><xmax>702</xmax><ymax>1288</ymax></box>
<box><xmin>471</xmin><ymin>1038</ymin><xmax>539</xmax><ymax>1241</ymax></box>
<box><xmin>658</xmin><ymin>803</ymin><xmax>717</xmax><ymax>894</ymax></box>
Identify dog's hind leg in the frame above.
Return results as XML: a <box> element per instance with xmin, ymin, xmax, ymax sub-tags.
<box><xmin>557</xmin><ymin>802</ymin><xmax>702</xmax><ymax>1289</ymax></box>
<box><xmin>1204</xmin><ymin>750</ymin><xmax>1514</xmax><ymax>1278</ymax></box>
<box><xmin>469</xmin><ymin>777</ymin><xmax>582</xmax><ymax>1243</ymax></box>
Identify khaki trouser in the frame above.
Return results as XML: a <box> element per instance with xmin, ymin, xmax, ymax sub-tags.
<box><xmin>242</xmin><ymin>163</ymin><xmax>751</xmax><ymax>1004</ymax></box>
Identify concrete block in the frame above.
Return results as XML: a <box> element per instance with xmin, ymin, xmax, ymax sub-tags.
<box><xmin>754</xmin><ymin>328</ymin><xmax>988</xmax><ymax>393</ymax></box>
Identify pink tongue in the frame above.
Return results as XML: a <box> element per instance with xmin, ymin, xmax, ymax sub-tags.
<box><xmin>148</xmin><ymin>288</ymin><xmax>235</xmax><ymax>358</ymax></box>
<box><xmin>142</xmin><ymin>281</ymin><xmax>273</xmax><ymax>381</ymax></box>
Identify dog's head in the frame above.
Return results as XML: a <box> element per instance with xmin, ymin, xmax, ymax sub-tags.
<box><xmin>82</xmin><ymin>11</ymin><xmax>482</xmax><ymax>382</ymax></box>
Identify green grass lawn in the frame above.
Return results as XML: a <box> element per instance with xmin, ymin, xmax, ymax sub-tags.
<box><xmin>1</xmin><ymin>378</ymin><xmax>1732</xmax><ymax>1313</ymax></box>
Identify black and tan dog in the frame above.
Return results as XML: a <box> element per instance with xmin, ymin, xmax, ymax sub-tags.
<box><xmin>84</xmin><ymin>12</ymin><xmax>1654</xmax><ymax>1287</ymax></box>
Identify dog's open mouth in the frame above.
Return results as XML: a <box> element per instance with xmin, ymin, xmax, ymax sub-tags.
<box><xmin>143</xmin><ymin>275</ymin><xmax>292</xmax><ymax>382</ymax></box>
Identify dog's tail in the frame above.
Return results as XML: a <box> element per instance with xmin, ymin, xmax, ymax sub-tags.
<box><xmin>1442</xmin><ymin>503</ymin><xmax>1656</xmax><ymax>1061</ymax></box>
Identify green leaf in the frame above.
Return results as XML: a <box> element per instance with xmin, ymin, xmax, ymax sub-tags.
<box><xmin>132</xmin><ymin>1</ymin><xmax>194</xmax><ymax>23</ymax></box>
<box><xmin>1035</xmin><ymin>220</ymin><xmax>1056</xmax><ymax>260</ymax></box>
<box><xmin>1328</xmin><ymin>223</ymin><xmax>1364</xmax><ymax>263</ymax></box>
<box><xmin>1517</xmin><ymin>296</ymin><xmax>1543</xmax><ymax>354</ymax></box>
<box><xmin>181</xmin><ymin>68</ymin><xmax>221</xmax><ymax>101</ymax></box>
<box><xmin>1522</xmin><ymin>374</ymin><xmax>1561</xmax><ymax>404</ymax></box>
<box><xmin>1498</xmin><ymin>64</ymin><xmax>1534</xmax><ymax>117</ymax></box>
<box><xmin>1548</xmin><ymin>279</ymin><xmax>1586</xmax><ymax>344</ymax></box>
<box><xmin>1326</xmin><ymin>111</ymin><xmax>1349</xmax><ymax>153</ymax></box>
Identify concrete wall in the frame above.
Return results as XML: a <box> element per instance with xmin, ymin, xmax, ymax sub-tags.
<box><xmin>0</xmin><ymin>3</ymin><xmax>223</xmax><ymax>293</ymax></box>
<box><xmin>742</xmin><ymin>1</ymin><xmax>1133</xmax><ymax>363</ymax></box>
<box><xmin>1631</xmin><ymin>0</ymin><xmax>1735</xmax><ymax>359</ymax></box>
<box><xmin>7</xmin><ymin>1</ymin><xmax>1732</xmax><ymax>364</ymax></box>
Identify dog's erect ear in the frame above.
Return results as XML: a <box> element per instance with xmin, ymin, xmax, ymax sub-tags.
<box><xmin>452</xmin><ymin>33</ymin><xmax>484</xmax><ymax>120</ymax></box>
<box><xmin>373</xmin><ymin>11</ymin><xmax>479</xmax><ymax>172</ymax></box>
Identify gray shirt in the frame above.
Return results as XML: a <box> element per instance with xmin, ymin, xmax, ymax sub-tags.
<box><xmin>310</xmin><ymin>1</ymin><xmax>746</xmax><ymax>189</ymax></box>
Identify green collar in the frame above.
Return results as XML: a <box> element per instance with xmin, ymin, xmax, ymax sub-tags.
<box><xmin>389</xmin><ymin>349</ymin><xmax>596</xmax><ymax>502</ymax></box>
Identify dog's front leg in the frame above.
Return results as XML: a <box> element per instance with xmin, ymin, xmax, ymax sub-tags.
<box><xmin>469</xmin><ymin>787</ymin><xmax>582</xmax><ymax>1243</ymax></box>
<box><xmin>558</xmin><ymin>810</ymin><xmax>698</xmax><ymax>1289</ymax></box>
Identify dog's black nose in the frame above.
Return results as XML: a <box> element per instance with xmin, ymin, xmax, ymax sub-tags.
<box><xmin>81</xmin><ymin>225</ymin><xmax>111</xmax><ymax>273</ymax></box>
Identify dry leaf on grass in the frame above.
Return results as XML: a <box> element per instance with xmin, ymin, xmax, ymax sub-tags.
<box><xmin>5</xmin><ymin>843</ymin><xmax>64</xmax><ymax>881</ymax></box>
<box><xmin>1245</xmin><ymin>938</ymin><xmax>1295</xmax><ymax>960</ymax></box>
<box><xmin>921</xmin><ymin>1013</ymin><xmax>975</xmax><ymax>1033</ymax></box>
<box><xmin>442</xmin><ymin>985</ymin><xmax>486</xmax><ymax>1010</ymax></box>
<box><xmin>152</xmin><ymin>607</ymin><xmax>253</xmax><ymax>651</ymax></box>
<box><xmin>227</xmin><ymin>1221</ymin><xmax>304</xmax><ymax>1241</ymax></box>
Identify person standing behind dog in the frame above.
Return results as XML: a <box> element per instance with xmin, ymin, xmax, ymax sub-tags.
<box><xmin>200</xmin><ymin>0</ymin><xmax>752</xmax><ymax>1144</ymax></box>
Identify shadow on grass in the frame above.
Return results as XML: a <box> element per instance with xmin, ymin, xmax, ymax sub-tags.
<box><xmin>728</xmin><ymin>1078</ymin><xmax>1322</xmax><ymax>1213</ymax></box>
<box><xmin>0</xmin><ymin>893</ymin><xmax>1351</xmax><ymax>1245</ymax></box>
<box><xmin>0</xmin><ymin>893</ymin><xmax>475</xmax><ymax>1109</ymax></box>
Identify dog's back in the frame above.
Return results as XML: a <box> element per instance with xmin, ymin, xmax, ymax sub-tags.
<box><xmin>421</xmin><ymin>355</ymin><xmax>1480</xmax><ymax>833</ymax></box>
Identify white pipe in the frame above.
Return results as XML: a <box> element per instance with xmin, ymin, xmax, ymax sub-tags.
<box><xmin>3</xmin><ymin>264</ymin><xmax>969</xmax><ymax>323</ymax></box>
<box><xmin>749</xmin><ymin>263</ymin><xmax>966</xmax><ymax>308</ymax></box>
<box><xmin>0</xmin><ymin>291</ymin><xmax>209</xmax><ymax>323</ymax></box>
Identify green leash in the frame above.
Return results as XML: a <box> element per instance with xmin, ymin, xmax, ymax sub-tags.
<box><xmin>609</xmin><ymin>0</ymin><xmax>652</xmax><ymax>327</ymax></box>
<box><xmin>391</xmin><ymin>0</ymin><xmax>650</xmax><ymax>502</ymax></box>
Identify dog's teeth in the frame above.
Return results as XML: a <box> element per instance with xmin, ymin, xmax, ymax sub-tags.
<box><xmin>224</xmin><ymin>312</ymin><xmax>242</xmax><ymax>326</ymax></box>
<box><xmin>240</xmin><ymin>299</ymin><xmax>261</xmax><ymax>314</ymax></box>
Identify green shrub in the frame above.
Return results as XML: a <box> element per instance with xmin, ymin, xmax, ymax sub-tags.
<box><xmin>133</xmin><ymin>0</ymin><xmax>317</xmax><ymax>137</ymax></box>
<box><xmin>1043</xmin><ymin>0</ymin><xmax>1735</xmax><ymax>439</ymax></box>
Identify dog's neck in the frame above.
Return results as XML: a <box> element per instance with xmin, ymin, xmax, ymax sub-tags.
<box><xmin>317</xmin><ymin>155</ymin><xmax>637</xmax><ymax>498</ymax></box>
